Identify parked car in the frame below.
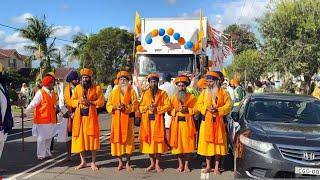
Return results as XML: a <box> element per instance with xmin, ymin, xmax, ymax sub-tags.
<box><xmin>227</xmin><ymin>93</ymin><xmax>320</xmax><ymax>179</ymax></box>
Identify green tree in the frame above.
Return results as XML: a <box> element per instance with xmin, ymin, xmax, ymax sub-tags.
<box><xmin>52</xmin><ymin>51</ymin><xmax>64</xmax><ymax>68</ymax></box>
<box><xmin>223</xmin><ymin>24</ymin><xmax>259</xmax><ymax>55</ymax></box>
<box><xmin>259</xmin><ymin>0</ymin><xmax>320</xmax><ymax>80</ymax></box>
<box><xmin>226</xmin><ymin>49</ymin><xmax>266</xmax><ymax>82</ymax></box>
<box><xmin>20</xmin><ymin>15</ymin><xmax>57</xmax><ymax>76</ymax></box>
<box><xmin>64</xmin><ymin>32</ymin><xmax>88</xmax><ymax>61</ymax></box>
<box><xmin>81</xmin><ymin>27</ymin><xmax>133</xmax><ymax>83</ymax></box>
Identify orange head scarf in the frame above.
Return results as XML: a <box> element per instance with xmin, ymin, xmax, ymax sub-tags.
<box><xmin>80</xmin><ymin>68</ymin><xmax>93</xmax><ymax>77</ymax></box>
<box><xmin>197</xmin><ymin>78</ymin><xmax>207</xmax><ymax>89</ymax></box>
<box><xmin>174</xmin><ymin>75</ymin><xmax>190</xmax><ymax>86</ymax></box>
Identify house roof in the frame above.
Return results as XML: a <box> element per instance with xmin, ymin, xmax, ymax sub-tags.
<box><xmin>55</xmin><ymin>68</ymin><xmax>74</xmax><ymax>80</ymax></box>
<box><xmin>0</xmin><ymin>49</ymin><xmax>27</xmax><ymax>61</ymax></box>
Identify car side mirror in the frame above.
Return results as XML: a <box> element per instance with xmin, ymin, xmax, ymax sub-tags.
<box><xmin>231</xmin><ymin>111</ymin><xmax>240</xmax><ymax>122</ymax></box>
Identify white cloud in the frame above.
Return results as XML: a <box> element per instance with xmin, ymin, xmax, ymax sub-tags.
<box><xmin>119</xmin><ymin>25</ymin><xmax>131</xmax><ymax>32</ymax></box>
<box><xmin>11</xmin><ymin>13</ymin><xmax>33</xmax><ymax>24</ymax></box>
<box><xmin>3</xmin><ymin>42</ymin><xmax>33</xmax><ymax>55</ymax></box>
<box><xmin>53</xmin><ymin>26</ymin><xmax>73</xmax><ymax>37</ymax></box>
<box><xmin>209</xmin><ymin>0</ymin><xmax>268</xmax><ymax>31</ymax></box>
<box><xmin>166</xmin><ymin>0</ymin><xmax>176</xmax><ymax>4</ymax></box>
<box><xmin>73</xmin><ymin>26</ymin><xmax>81</xmax><ymax>33</ymax></box>
<box><xmin>4</xmin><ymin>32</ymin><xmax>29</xmax><ymax>43</ymax></box>
<box><xmin>0</xmin><ymin>31</ymin><xmax>5</xmax><ymax>40</ymax></box>
<box><xmin>62</xmin><ymin>4</ymin><xmax>69</xmax><ymax>10</ymax></box>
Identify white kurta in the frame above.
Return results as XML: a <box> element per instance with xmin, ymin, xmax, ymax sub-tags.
<box><xmin>26</xmin><ymin>87</ymin><xmax>58</xmax><ymax>158</ymax></box>
<box><xmin>0</xmin><ymin>83</ymin><xmax>8</xmax><ymax>158</ymax></box>
<box><xmin>159</xmin><ymin>82</ymin><xmax>177</xmax><ymax>128</ymax></box>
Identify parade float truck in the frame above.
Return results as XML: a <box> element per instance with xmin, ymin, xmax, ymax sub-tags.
<box><xmin>134</xmin><ymin>17</ymin><xmax>209</xmax><ymax>88</ymax></box>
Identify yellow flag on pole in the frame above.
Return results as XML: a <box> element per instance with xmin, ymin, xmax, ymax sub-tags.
<box><xmin>222</xmin><ymin>68</ymin><xmax>228</xmax><ymax>77</ymax></box>
<box><xmin>134</xmin><ymin>11</ymin><xmax>141</xmax><ymax>36</ymax></box>
<box><xmin>198</xmin><ymin>9</ymin><xmax>204</xmax><ymax>50</ymax></box>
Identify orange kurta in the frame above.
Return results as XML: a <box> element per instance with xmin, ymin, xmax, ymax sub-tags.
<box><xmin>169</xmin><ymin>93</ymin><xmax>197</xmax><ymax>154</ymax></box>
<box><xmin>64</xmin><ymin>83</ymin><xmax>73</xmax><ymax>110</ymax></box>
<box><xmin>139</xmin><ymin>89</ymin><xmax>171</xmax><ymax>154</ymax></box>
<box><xmin>196</xmin><ymin>88</ymin><xmax>232</xmax><ymax>156</ymax></box>
<box><xmin>106</xmin><ymin>86</ymin><xmax>138</xmax><ymax>156</ymax></box>
<box><xmin>71</xmin><ymin>84</ymin><xmax>104</xmax><ymax>153</ymax></box>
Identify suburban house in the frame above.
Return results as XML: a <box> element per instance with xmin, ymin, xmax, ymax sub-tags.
<box><xmin>0</xmin><ymin>49</ymin><xmax>30</xmax><ymax>71</ymax></box>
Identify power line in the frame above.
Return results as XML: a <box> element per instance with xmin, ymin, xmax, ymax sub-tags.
<box><xmin>0</xmin><ymin>23</ymin><xmax>73</xmax><ymax>43</ymax></box>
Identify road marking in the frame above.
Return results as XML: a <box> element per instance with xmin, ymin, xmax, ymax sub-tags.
<box><xmin>7</xmin><ymin>153</ymin><xmax>67</xmax><ymax>180</ymax></box>
<box><xmin>7</xmin><ymin>129</ymin><xmax>32</xmax><ymax>137</ymax></box>
<box><xmin>8</xmin><ymin>132</ymin><xmax>111</xmax><ymax>179</ymax></box>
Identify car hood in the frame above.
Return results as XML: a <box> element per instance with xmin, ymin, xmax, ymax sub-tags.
<box><xmin>248</xmin><ymin>121</ymin><xmax>320</xmax><ymax>146</ymax></box>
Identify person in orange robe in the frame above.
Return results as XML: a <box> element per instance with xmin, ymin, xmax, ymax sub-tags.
<box><xmin>139</xmin><ymin>73</ymin><xmax>171</xmax><ymax>173</ymax></box>
<box><xmin>169</xmin><ymin>75</ymin><xmax>197</xmax><ymax>173</ymax></box>
<box><xmin>196</xmin><ymin>71</ymin><xmax>232</xmax><ymax>175</ymax></box>
<box><xmin>71</xmin><ymin>68</ymin><xmax>105</xmax><ymax>171</ymax></box>
<box><xmin>106</xmin><ymin>71</ymin><xmax>138</xmax><ymax>171</ymax></box>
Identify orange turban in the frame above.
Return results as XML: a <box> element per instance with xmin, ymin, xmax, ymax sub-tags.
<box><xmin>197</xmin><ymin>78</ymin><xmax>207</xmax><ymax>89</ymax></box>
<box><xmin>147</xmin><ymin>73</ymin><xmax>159</xmax><ymax>82</ymax></box>
<box><xmin>233</xmin><ymin>78</ymin><xmax>240</xmax><ymax>85</ymax></box>
<box><xmin>174</xmin><ymin>75</ymin><xmax>190</xmax><ymax>86</ymax></box>
<box><xmin>206</xmin><ymin>71</ymin><xmax>220</xmax><ymax>80</ymax></box>
<box><xmin>42</xmin><ymin>75</ymin><xmax>54</xmax><ymax>86</ymax></box>
<box><xmin>80</xmin><ymin>68</ymin><xmax>93</xmax><ymax>77</ymax></box>
<box><xmin>117</xmin><ymin>71</ymin><xmax>130</xmax><ymax>80</ymax></box>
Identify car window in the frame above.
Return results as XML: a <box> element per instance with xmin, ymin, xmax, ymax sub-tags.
<box><xmin>245</xmin><ymin>99</ymin><xmax>320</xmax><ymax>124</ymax></box>
<box><xmin>239</xmin><ymin>98</ymin><xmax>248</xmax><ymax>118</ymax></box>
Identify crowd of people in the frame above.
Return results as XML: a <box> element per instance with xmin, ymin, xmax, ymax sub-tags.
<box><xmin>2</xmin><ymin>66</ymin><xmax>320</xmax><ymax>175</ymax></box>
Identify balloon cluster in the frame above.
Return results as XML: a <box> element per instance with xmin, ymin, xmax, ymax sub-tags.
<box><xmin>138</xmin><ymin>27</ymin><xmax>200</xmax><ymax>52</ymax></box>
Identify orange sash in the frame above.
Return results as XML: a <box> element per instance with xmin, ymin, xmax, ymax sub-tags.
<box><xmin>204</xmin><ymin>88</ymin><xmax>226</xmax><ymax>144</ymax></box>
<box><xmin>139</xmin><ymin>89</ymin><xmax>165</xmax><ymax>144</ymax></box>
<box><xmin>110</xmin><ymin>86</ymin><xmax>132</xmax><ymax>144</ymax></box>
<box><xmin>169</xmin><ymin>93</ymin><xmax>196</xmax><ymax>148</ymax></box>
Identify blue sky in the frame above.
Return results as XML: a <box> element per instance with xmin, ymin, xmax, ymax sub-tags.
<box><xmin>0</xmin><ymin>0</ymin><xmax>268</xmax><ymax>67</ymax></box>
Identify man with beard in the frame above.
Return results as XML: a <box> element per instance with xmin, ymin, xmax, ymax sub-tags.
<box><xmin>71</xmin><ymin>68</ymin><xmax>104</xmax><ymax>171</ymax></box>
<box><xmin>196</xmin><ymin>71</ymin><xmax>232</xmax><ymax>175</ymax></box>
<box><xmin>26</xmin><ymin>73</ymin><xmax>58</xmax><ymax>160</ymax></box>
<box><xmin>0</xmin><ymin>68</ymin><xmax>14</xmax><ymax>172</ymax></box>
<box><xmin>139</xmin><ymin>73</ymin><xmax>171</xmax><ymax>173</ymax></box>
<box><xmin>107</xmin><ymin>71</ymin><xmax>138</xmax><ymax>171</ymax></box>
<box><xmin>169</xmin><ymin>75</ymin><xmax>197</xmax><ymax>173</ymax></box>
<box><xmin>57</xmin><ymin>70</ymin><xmax>79</xmax><ymax>161</ymax></box>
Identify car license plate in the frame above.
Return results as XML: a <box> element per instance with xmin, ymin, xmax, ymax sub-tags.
<box><xmin>295</xmin><ymin>167</ymin><xmax>320</xmax><ymax>175</ymax></box>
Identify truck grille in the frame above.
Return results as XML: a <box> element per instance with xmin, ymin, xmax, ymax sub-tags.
<box><xmin>277</xmin><ymin>144</ymin><xmax>320</xmax><ymax>166</ymax></box>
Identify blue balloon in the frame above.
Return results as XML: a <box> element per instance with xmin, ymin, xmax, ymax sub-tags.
<box><xmin>185</xmin><ymin>41</ymin><xmax>193</xmax><ymax>49</ymax></box>
<box><xmin>173</xmin><ymin>33</ymin><xmax>180</xmax><ymax>40</ymax></box>
<box><xmin>163</xmin><ymin>35</ymin><xmax>170</xmax><ymax>43</ymax></box>
<box><xmin>159</xmin><ymin>28</ymin><xmax>165</xmax><ymax>36</ymax></box>
<box><xmin>146</xmin><ymin>36</ymin><xmax>152</xmax><ymax>44</ymax></box>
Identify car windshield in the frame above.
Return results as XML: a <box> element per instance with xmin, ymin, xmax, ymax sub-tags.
<box><xmin>246</xmin><ymin>99</ymin><xmax>320</xmax><ymax>124</ymax></box>
<box><xmin>135</xmin><ymin>54</ymin><xmax>194</xmax><ymax>76</ymax></box>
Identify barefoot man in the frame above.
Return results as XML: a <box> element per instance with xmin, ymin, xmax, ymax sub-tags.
<box><xmin>139</xmin><ymin>73</ymin><xmax>171</xmax><ymax>172</ymax></box>
<box><xmin>196</xmin><ymin>71</ymin><xmax>232</xmax><ymax>175</ymax></box>
<box><xmin>71</xmin><ymin>68</ymin><xmax>104</xmax><ymax>171</ymax></box>
<box><xmin>169</xmin><ymin>75</ymin><xmax>197</xmax><ymax>173</ymax></box>
<box><xmin>107</xmin><ymin>71</ymin><xmax>138</xmax><ymax>171</ymax></box>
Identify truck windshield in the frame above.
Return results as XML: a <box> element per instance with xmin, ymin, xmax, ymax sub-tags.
<box><xmin>135</xmin><ymin>54</ymin><xmax>194</xmax><ymax>76</ymax></box>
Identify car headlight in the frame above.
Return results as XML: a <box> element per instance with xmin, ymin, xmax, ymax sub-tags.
<box><xmin>240</xmin><ymin>134</ymin><xmax>274</xmax><ymax>153</ymax></box>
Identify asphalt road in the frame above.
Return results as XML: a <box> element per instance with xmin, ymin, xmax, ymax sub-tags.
<box><xmin>1</xmin><ymin>112</ymin><xmax>234</xmax><ymax>180</ymax></box>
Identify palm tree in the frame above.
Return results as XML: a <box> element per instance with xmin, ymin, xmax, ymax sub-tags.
<box><xmin>20</xmin><ymin>15</ymin><xmax>56</xmax><ymax>77</ymax></box>
<box><xmin>64</xmin><ymin>32</ymin><xmax>88</xmax><ymax>62</ymax></box>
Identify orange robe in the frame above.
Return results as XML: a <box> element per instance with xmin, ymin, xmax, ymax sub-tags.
<box><xmin>64</xmin><ymin>83</ymin><xmax>73</xmax><ymax>110</ymax></box>
<box><xmin>139</xmin><ymin>89</ymin><xmax>171</xmax><ymax>154</ymax></box>
<box><xmin>169</xmin><ymin>92</ymin><xmax>196</xmax><ymax>154</ymax></box>
<box><xmin>71</xmin><ymin>84</ymin><xmax>105</xmax><ymax>153</ymax></box>
<box><xmin>106</xmin><ymin>86</ymin><xmax>138</xmax><ymax>156</ymax></box>
<box><xmin>196</xmin><ymin>88</ymin><xmax>232</xmax><ymax>156</ymax></box>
